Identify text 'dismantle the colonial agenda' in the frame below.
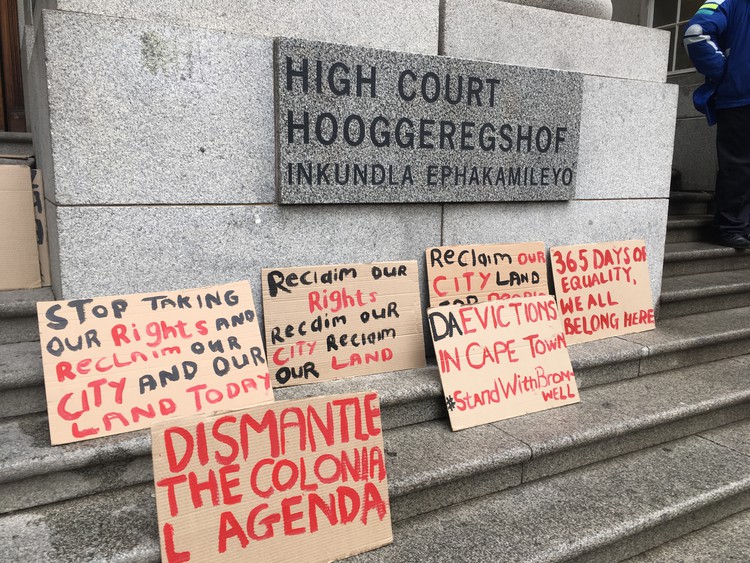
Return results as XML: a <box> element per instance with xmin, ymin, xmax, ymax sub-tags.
<box><xmin>275</xmin><ymin>38</ymin><xmax>583</xmax><ymax>204</ymax></box>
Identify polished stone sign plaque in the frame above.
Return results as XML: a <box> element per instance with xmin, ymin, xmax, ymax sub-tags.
<box><xmin>276</xmin><ymin>37</ymin><xmax>582</xmax><ymax>204</ymax></box>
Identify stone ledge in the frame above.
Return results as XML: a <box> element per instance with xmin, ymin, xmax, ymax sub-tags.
<box><xmin>0</xmin><ymin>288</ymin><xmax>53</xmax><ymax>319</ymax></box>
<box><xmin>0</xmin><ymin>483</ymin><xmax>160</xmax><ymax>563</ymax></box>
<box><xmin>0</xmin><ymin>342</ymin><xmax>42</xmax><ymax>390</ymax></box>
<box><xmin>494</xmin><ymin>356</ymin><xmax>750</xmax><ymax>480</ymax></box>
<box><xmin>699</xmin><ymin>418</ymin><xmax>750</xmax><ymax>456</ymax></box>
<box><xmin>624</xmin><ymin>306</ymin><xmax>750</xmax><ymax>374</ymax></box>
<box><xmin>500</xmin><ymin>0</ymin><xmax>612</xmax><ymax>20</ymax></box>
<box><xmin>661</xmin><ymin>269</ymin><xmax>750</xmax><ymax>302</ymax></box>
<box><xmin>0</xmin><ymin>132</ymin><xmax>33</xmax><ymax>144</ymax></box>
<box><xmin>0</xmin><ymin>457</ymin><xmax>154</xmax><ymax>515</ymax></box>
<box><xmin>665</xmin><ymin>241</ymin><xmax>748</xmax><ymax>261</ymax></box>
<box><xmin>442</xmin><ymin>0</ymin><xmax>668</xmax><ymax>82</ymax></box>
<box><xmin>0</xmin><ymin>333</ymin><xmax>647</xmax><ymax>415</ymax></box>
<box><xmin>666</xmin><ymin>215</ymin><xmax>714</xmax><ymax>244</ymax></box>
<box><xmin>385</xmin><ymin>420</ymin><xmax>530</xmax><ymax>497</ymax></box>
<box><xmin>668</xmin><ymin>191</ymin><xmax>713</xmax><ymax>203</ymax></box>
<box><xmin>664</xmin><ymin>251</ymin><xmax>750</xmax><ymax>278</ymax></box>
<box><xmin>0</xmin><ymin>413</ymin><xmax>151</xmax><ymax>486</ymax></box>
<box><xmin>0</xmin><ymin>318</ymin><xmax>41</xmax><ymax>346</ymax></box>
<box><xmin>626</xmin><ymin>506</ymin><xmax>750</xmax><ymax>563</ymax></box>
<box><xmin>8</xmin><ymin>303</ymin><xmax>750</xmax><ymax>414</ymax></box>
<box><xmin>348</xmin><ymin>436</ymin><xmax>750</xmax><ymax>562</ymax></box>
<box><xmin>44</xmin><ymin>0</ymin><xmax>440</xmax><ymax>54</ymax></box>
<box><xmin>667</xmin><ymin>214</ymin><xmax>712</xmax><ymax>229</ymax></box>
<box><xmin>0</xmin><ymin>386</ymin><xmax>45</xmax><ymax>419</ymax></box>
<box><xmin>3</xmin><ymin>355</ymin><xmax>749</xmax><ymax>515</ymax></box>
<box><xmin>3</xmin><ymin>422</ymin><xmax>747</xmax><ymax>561</ymax></box>
<box><xmin>622</xmin><ymin>306</ymin><xmax>750</xmax><ymax>354</ymax></box>
<box><xmin>0</xmin><ymin>364</ymin><xmax>446</xmax><ymax>487</ymax></box>
<box><xmin>661</xmin><ymin>293</ymin><xmax>750</xmax><ymax>320</ymax></box>
<box><xmin>5</xmin><ymin>432</ymin><xmax>743</xmax><ymax>563</ymax></box>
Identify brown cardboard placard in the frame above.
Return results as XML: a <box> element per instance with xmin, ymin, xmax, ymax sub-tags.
<box><xmin>0</xmin><ymin>164</ymin><xmax>41</xmax><ymax>290</ymax></box>
<box><xmin>37</xmin><ymin>281</ymin><xmax>274</xmax><ymax>445</ymax></box>
<box><xmin>151</xmin><ymin>392</ymin><xmax>392</xmax><ymax>563</ymax></box>
<box><xmin>31</xmin><ymin>170</ymin><xmax>52</xmax><ymax>287</ymax></box>
<box><xmin>550</xmin><ymin>240</ymin><xmax>655</xmax><ymax>345</ymax></box>
<box><xmin>262</xmin><ymin>262</ymin><xmax>425</xmax><ymax>388</ymax></box>
<box><xmin>425</xmin><ymin>242</ymin><xmax>548</xmax><ymax>307</ymax></box>
<box><xmin>429</xmin><ymin>295</ymin><xmax>579</xmax><ymax>431</ymax></box>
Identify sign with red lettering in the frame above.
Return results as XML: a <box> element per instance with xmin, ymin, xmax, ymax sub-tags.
<box><xmin>262</xmin><ymin>262</ymin><xmax>425</xmax><ymax>387</ymax></box>
<box><xmin>151</xmin><ymin>392</ymin><xmax>392</xmax><ymax>563</ymax></box>
<box><xmin>37</xmin><ymin>281</ymin><xmax>274</xmax><ymax>445</ymax></box>
<box><xmin>426</xmin><ymin>242</ymin><xmax>548</xmax><ymax>307</ymax></box>
<box><xmin>428</xmin><ymin>295</ymin><xmax>579</xmax><ymax>430</ymax></box>
<box><xmin>550</xmin><ymin>240</ymin><xmax>655</xmax><ymax>345</ymax></box>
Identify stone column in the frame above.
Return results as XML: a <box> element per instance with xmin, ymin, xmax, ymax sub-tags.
<box><xmin>500</xmin><ymin>0</ymin><xmax>612</xmax><ymax>20</ymax></box>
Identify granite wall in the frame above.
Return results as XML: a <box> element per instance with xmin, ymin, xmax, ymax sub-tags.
<box><xmin>610</xmin><ymin>0</ymin><xmax>648</xmax><ymax>26</ymax></box>
<box><xmin>440</xmin><ymin>1</ymin><xmax>674</xmax><ymax>306</ymax></box>
<box><xmin>669</xmin><ymin>72</ymin><xmax>718</xmax><ymax>192</ymax></box>
<box><xmin>27</xmin><ymin>1</ymin><xmax>676</xmax><ymax>343</ymax></box>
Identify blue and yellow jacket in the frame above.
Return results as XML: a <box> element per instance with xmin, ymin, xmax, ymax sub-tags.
<box><xmin>684</xmin><ymin>0</ymin><xmax>750</xmax><ymax>111</ymax></box>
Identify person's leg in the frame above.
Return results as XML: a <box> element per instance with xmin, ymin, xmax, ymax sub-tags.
<box><xmin>714</xmin><ymin>105</ymin><xmax>750</xmax><ymax>247</ymax></box>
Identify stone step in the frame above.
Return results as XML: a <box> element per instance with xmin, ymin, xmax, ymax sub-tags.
<box><xmin>0</xmin><ymin>132</ymin><xmax>35</xmax><ymax>167</ymax></box>
<box><xmin>628</xmin><ymin>509</ymin><xmax>750</xmax><ymax>562</ymax></box>
<box><xmin>4</xmin><ymin>422</ymin><xmax>749</xmax><ymax>563</ymax></box>
<box><xmin>0</xmin><ymin>348</ymin><xmax>447</xmax><ymax>423</ymax></box>
<box><xmin>2</xmin><ymin>354</ymin><xmax>749</xmax><ymax>517</ymax></box>
<box><xmin>349</xmin><ymin>423</ymin><xmax>750</xmax><ymax>562</ymax></box>
<box><xmin>663</xmin><ymin>241</ymin><xmax>750</xmax><ymax>277</ymax></box>
<box><xmin>0</xmin><ymin>341</ymin><xmax>45</xmax><ymax>418</ymax></box>
<box><xmin>394</xmin><ymin>357</ymin><xmax>750</xmax><ymax>520</ymax></box>
<box><xmin>0</xmin><ymin>131</ymin><xmax>33</xmax><ymax>146</ymax></box>
<box><xmin>659</xmin><ymin>269</ymin><xmax>750</xmax><ymax>319</ymax></box>
<box><xmin>0</xmin><ymin>288</ymin><xmax>53</xmax><ymax>345</ymax></box>
<box><xmin>619</xmin><ymin>306</ymin><xmax>750</xmax><ymax>376</ymax></box>
<box><xmin>0</xmin><ymin>156</ymin><xmax>35</xmax><ymax>167</ymax></box>
<box><xmin>667</xmin><ymin>190</ymin><xmax>713</xmax><ymax>217</ymax></box>
<box><xmin>665</xmin><ymin>215</ymin><xmax>713</xmax><ymax>244</ymax></box>
<box><xmin>626</xmin><ymin>427</ymin><xmax>750</xmax><ymax>562</ymax></box>
<box><xmin>0</xmin><ymin>336</ymin><xmax>643</xmax><ymax>420</ymax></box>
<box><xmin>7</xmin><ymin>304</ymin><xmax>750</xmax><ymax>422</ymax></box>
<box><xmin>0</xmin><ymin>483</ymin><xmax>159</xmax><ymax>563</ymax></box>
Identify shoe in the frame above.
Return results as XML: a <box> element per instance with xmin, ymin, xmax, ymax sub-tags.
<box><xmin>716</xmin><ymin>232</ymin><xmax>750</xmax><ymax>249</ymax></box>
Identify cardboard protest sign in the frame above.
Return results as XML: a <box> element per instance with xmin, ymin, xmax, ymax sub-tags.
<box><xmin>37</xmin><ymin>281</ymin><xmax>274</xmax><ymax>445</ymax></box>
<box><xmin>0</xmin><ymin>165</ymin><xmax>41</xmax><ymax>290</ymax></box>
<box><xmin>426</xmin><ymin>242</ymin><xmax>548</xmax><ymax>307</ymax></box>
<box><xmin>152</xmin><ymin>392</ymin><xmax>392</xmax><ymax>563</ymax></box>
<box><xmin>31</xmin><ymin>170</ymin><xmax>52</xmax><ymax>287</ymax></box>
<box><xmin>262</xmin><ymin>262</ymin><xmax>425</xmax><ymax>387</ymax></box>
<box><xmin>550</xmin><ymin>240</ymin><xmax>655</xmax><ymax>345</ymax></box>
<box><xmin>429</xmin><ymin>295</ymin><xmax>579</xmax><ymax>431</ymax></box>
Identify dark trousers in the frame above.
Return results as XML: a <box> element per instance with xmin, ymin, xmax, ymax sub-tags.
<box><xmin>715</xmin><ymin>104</ymin><xmax>750</xmax><ymax>235</ymax></box>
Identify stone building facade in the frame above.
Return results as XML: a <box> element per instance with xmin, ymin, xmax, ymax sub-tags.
<box><xmin>19</xmin><ymin>0</ymin><xmax>675</xmax><ymax>329</ymax></box>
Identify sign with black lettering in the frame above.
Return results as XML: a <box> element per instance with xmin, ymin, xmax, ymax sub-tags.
<box><xmin>262</xmin><ymin>261</ymin><xmax>425</xmax><ymax>387</ymax></box>
<box><xmin>426</xmin><ymin>242</ymin><xmax>548</xmax><ymax>307</ymax></box>
<box><xmin>37</xmin><ymin>281</ymin><xmax>274</xmax><ymax>445</ymax></box>
<box><xmin>276</xmin><ymin>38</ymin><xmax>582</xmax><ymax>204</ymax></box>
